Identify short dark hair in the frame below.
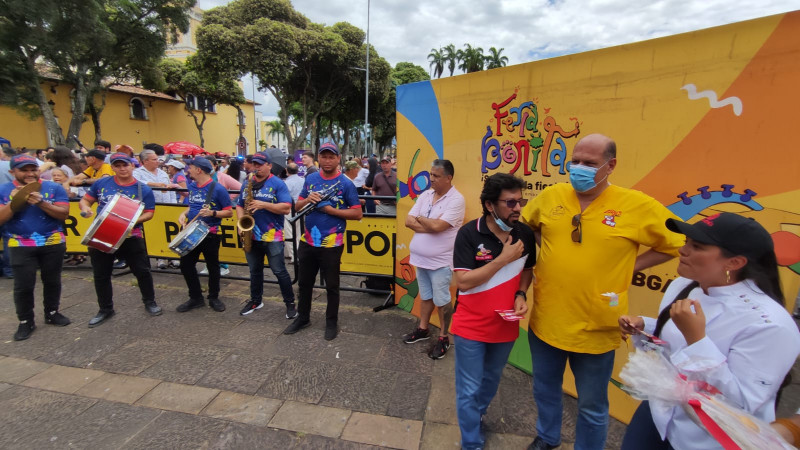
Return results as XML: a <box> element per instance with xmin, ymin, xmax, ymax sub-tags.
<box><xmin>480</xmin><ymin>173</ymin><xmax>526</xmax><ymax>216</ymax></box>
<box><xmin>94</xmin><ymin>140</ymin><xmax>111</xmax><ymax>151</ymax></box>
<box><xmin>603</xmin><ymin>140</ymin><xmax>616</xmax><ymax>160</ymax></box>
<box><xmin>143</xmin><ymin>143</ymin><xmax>165</xmax><ymax>156</ymax></box>
<box><xmin>302</xmin><ymin>150</ymin><xmax>315</xmax><ymax>160</ymax></box>
<box><xmin>245</xmin><ymin>154</ymin><xmax>253</xmax><ymax>163</ymax></box>
<box><xmin>2</xmin><ymin>147</ymin><xmax>15</xmax><ymax>157</ymax></box>
<box><xmin>431</xmin><ymin>159</ymin><xmax>454</xmax><ymax>177</ymax></box>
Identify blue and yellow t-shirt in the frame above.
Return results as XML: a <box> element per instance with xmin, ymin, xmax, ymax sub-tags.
<box><xmin>299</xmin><ymin>171</ymin><xmax>360</xmax><ymax>247</ymax></box>
<box><xmin>0</xmin><ymin>180</ymin><xmax>69</xmax><ymax>247</ymax></box>
<box><xmin>237</xmin><ymin>175</ymin><xmax>291</xmax><ymax>242</ymax></box>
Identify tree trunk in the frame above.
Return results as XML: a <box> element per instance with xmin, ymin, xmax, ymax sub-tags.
<box><xmin>27</xmin><ymin>54</ymin><xmax>64</xmax><ymax>146</ymax></box>
<box><xmin>67</xmin><ymin>70</ymin><xmax>89</xmax><ymax>143</ymax></box>
<box><xmin>88</xmin><ymin>90</ymin><xmax>106</xmax><ymax>143</ymax></box>
<box><xmin>188</xmin><ymin>107</ymin><xmax>207</xmax><ymax>148</ymax></box>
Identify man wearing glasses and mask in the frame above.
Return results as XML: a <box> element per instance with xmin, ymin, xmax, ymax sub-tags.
<box><xmin>519</xmin><ymin>133</ymin><xmax>682</xmax><ymax>450</ymax></box>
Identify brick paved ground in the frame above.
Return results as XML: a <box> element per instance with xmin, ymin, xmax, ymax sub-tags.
<box><xmin>0</xmin><ymin>265</ymin><xmax>797</xmax><ymax>449</ymax></box>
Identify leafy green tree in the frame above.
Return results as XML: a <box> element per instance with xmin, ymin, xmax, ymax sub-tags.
<box><xmin>443</xmin><ymin>44</ymin><xmax>459</xmax><ymax>77</ymax></box>
<box><xmin>370</xmin><ymin>61</ymin><xmax>430</xmax><ymax>155</ymax></box>
<box><xmin>160</xmin><ymin>57</ymin><xmax>246</xmax><ymax>148</ymax></box>
<box><xmin>392</xmin><ymin>62</ymin><xmax>430</xmax><ymax>85</ymax></box>
<box><xmin>427</xmin><ymin>47</ymin><xmax>445</xmax><ymax>79</ymax></box>
<box><xmin>195</xmin><ymin>0</ymin><xmax>390</xmax><ymax>152</ymax></box>
<box><xmin>265</xmin><ymin>119</ymin><xmax>286</xmax><ymax>148</ymax></box>
<box><xmin>0</xmin><ymin>0</ymin><xmax>193</xmax><ymax>146</ymax></box>
<box><xmin>458</xmin><ymin>44</ymin><xmax>485</xmax><ymax>73</ymax></box>
<box><xmin>485</xmin><ymin>47</ymin><xmax>509</xmax><ymax>69</ymax></box>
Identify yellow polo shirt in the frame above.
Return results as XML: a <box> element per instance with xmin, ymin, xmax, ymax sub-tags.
<box><xmin>82</xmin><ymin>163</ymin><xmax>114</xmax><ymax>180</ymax></box>
<box><xmin>521</xmin><ymin>183</ymin><xmax>683</xmax><ymax>354</ymax></box>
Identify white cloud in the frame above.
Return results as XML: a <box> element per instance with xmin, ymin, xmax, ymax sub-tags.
<box><xmin>198</xmin><ymin>0</ymin><xmax>799</xmax><ymax>115</ymax></box>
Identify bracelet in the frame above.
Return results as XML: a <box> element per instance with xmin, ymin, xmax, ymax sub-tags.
<box><xmin>774</xmin><ymin>418</ymin><xmax>800</xmax><ymax>446</ymax></box>
<box><xmin>515</xmin><ymin>290</ymin><xmax>527</xmax><ymax>300</ymax></box>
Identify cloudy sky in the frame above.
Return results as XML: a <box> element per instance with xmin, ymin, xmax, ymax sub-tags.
<box><xmin>198</xmin><ymin>0</ymin><xmax>799</xmax><ymax>118</ymax></box>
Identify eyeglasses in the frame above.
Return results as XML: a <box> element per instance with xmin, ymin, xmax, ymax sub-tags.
<box><xmin>497</xmin><ymin>198</ymin><xmax>528</xmax><ymax>209</ymax></box>
<box><xmin>571</xmin><ymin>214</ymin><xmax>582</xmax><ymax>243</ymax></box>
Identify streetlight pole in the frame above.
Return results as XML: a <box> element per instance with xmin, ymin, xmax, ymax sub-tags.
<box><xmin>364</xmin><ymin>0</ymin><xmax>370</xmax><ymax>157</ymax></box>
<box><xmin>252</xmin><ymin>74</ymin><xmax>258</xmax><ymax>153</ymax></box>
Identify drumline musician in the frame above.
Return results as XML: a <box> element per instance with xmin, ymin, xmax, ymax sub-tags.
<box><xmin>0</xmin><ymin>155</ymin><xmax>72</xmax><ymax>340</ymax></box>
<box><xmin>175</xmin><ymin>157</ymin><xmax>233</xmax><ymax>313</ymax></box>
<box><xmin>79</xmin><ymin>152</ymin><xmax>162</xmax><ymax>328</ymax></box>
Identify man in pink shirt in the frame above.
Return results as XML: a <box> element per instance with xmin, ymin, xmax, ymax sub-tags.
<box><xmin>402</xmin><ymin>159</ymin><xmax>465</xmax><ymax>359</ymax></box>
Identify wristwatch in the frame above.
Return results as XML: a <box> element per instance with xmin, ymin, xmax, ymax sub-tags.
<box><xmin>212</xmin><ymin>210</ymin><xmax>217</xmax><ymax>217</ymax></box>
<box><xmin>515</xmin><ymin>290</ymin><xmax>527</xmax><ymax>300</ymax></box>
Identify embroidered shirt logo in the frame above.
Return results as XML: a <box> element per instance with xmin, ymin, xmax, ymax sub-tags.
<box><xmin>601</xmin><ymin>210</ymin><xmax>621</xmax><ymax>227</ymax></box>
<box><xmin>475</xmin><ymin>243</ymin><xmax>493</xmax><ymax>261</ymax></box>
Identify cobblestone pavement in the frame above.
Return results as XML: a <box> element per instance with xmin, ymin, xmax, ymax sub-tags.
<box><xmin>0</xmin><ymin>265</ymin><xmax>798</xmax><ymax>449</ymax></box>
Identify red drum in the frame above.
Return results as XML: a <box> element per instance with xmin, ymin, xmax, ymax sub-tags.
<box><xmin>81</xmin><ymin>193</ymin><xmax>145</xmax><ymax>253</ymax></box>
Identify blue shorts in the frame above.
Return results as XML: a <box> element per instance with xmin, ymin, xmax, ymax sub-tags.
<box><xmin>416</xmin><ymin>266</ymin><xmax>453</xmax><ymax>307</ymax></box>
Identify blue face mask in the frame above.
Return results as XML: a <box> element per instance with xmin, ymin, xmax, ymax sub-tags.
<box><xmin>491</xmin><ymin>210</ymin><xmax>514</xmax><ymax>232</ymax></box>
<box><xmin>569</xmin><ymin>161</ymin><xmax>609</xmax><ymax>193</ymax></box>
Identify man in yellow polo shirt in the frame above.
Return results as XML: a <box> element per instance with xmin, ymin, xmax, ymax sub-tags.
<box><xmin>70</xmin><ymin>149</ymin><xmax>113</xmax><ymax>186</ymax></box>
<box><xmin>520</xmin><ymin>133</ymin><xmax>683</xmax><ymax>450</ymax></box>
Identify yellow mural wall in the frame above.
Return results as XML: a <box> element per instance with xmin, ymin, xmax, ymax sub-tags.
<box><xmin>0</xmin><ymin>82</ymin><xmax>255</xmax><ymax>155</ymax></box>
<box><xmin>395</xmin><ymin>11</ymin><xmax>800</xmax><ymax>422</ymax></box>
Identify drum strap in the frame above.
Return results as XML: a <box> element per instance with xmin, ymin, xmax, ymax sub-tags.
<box><xmin>137</xmin><ymin>180</ymin><xmax>142</xmax><ymax>201</ymax></box>
<box><xmin>204</xmin><ymin>182</ymin><xmax>217</xmax><ymax>209</ymax></box>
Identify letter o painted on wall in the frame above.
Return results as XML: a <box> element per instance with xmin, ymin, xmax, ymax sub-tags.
<box><xmin>364</xmin><ymin>231</ymin><xmax>390</xmax><ymax>256</ymax></box>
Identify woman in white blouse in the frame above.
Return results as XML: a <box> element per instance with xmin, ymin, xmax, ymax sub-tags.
<box><xmin>619</xmin><ymin>212</ymin><xmax>800</xmax><ymax>450</ymax></box>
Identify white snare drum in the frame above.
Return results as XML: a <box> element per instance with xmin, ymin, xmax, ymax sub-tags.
<box><xmin>168</xmin><ymin>220</ymin><xmax>210</xmax><ymax>256</ymax></box>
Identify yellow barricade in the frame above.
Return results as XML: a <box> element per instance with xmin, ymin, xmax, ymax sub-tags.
<box><xmin>64</xmin><ymin>201</ymin><xmax>395</xmax><ymax>276</ymax></box>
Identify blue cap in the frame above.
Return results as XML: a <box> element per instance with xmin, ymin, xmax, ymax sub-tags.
<box><xmin>251</xmin><ymin>152</ymin><xmax>272</xmax><ymax>165</ymax></box>
<box><xmin>319</xmin><ymin>142</ymin><xmax>339</xmax><ymax>155</ymax></box>
<box><xmin>188</xmin><ymin>157</ymin><xmax>214</xmax><ymax>173</ymax></box>
<box><xmin>109</xmin><ymin>152</ymin><xmax>132</xmax><ymax>165</ymax></box>
<box><xmin>10</xmin><ymin>154</ymin><xmax>38</xmax><ymax>169</ymax></box>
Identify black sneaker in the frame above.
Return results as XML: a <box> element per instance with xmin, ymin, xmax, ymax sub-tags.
<box><xmin>403</xmin><ymin>327</ymin><xmax>430</xmax><ymax>344</ymax></box>
<box><xmin>176</xmin><ymin>299</ymin><xmax>204</xmax><ymax>313</ymax></box>
<box><xmin>44</xmin><ymin>311</ymin><xmax>71</xmax><ymax>326</ymax></box>
<box><xmin>240</xmin><ymin>300</ymin><xmax>263</xmax><ymax>316</ymax></box>
<box><xmin>209</xmin><ymin>298</ymin><xmax>226</xmax><ymax>312</ymax></box>
<box><xmin>285</xmin><ymin>302</ymin><xmax>298</xmax><ymax>319</ymax></box>
<box><xmin>283</xmin><ymin>318</ymin><xmax>310</xmax><ymax>335</ymax></box>
<box><xmin>428</xmin><ymin>336</ymin><xmax>450</xmax><ymax>360</ymax></box>
<box><xmin>13</xmin><ymin>320</ymin><xmax>35</xmax><ymax>341</ymax></box>
<box><xmin>527</xmin><ymin>436</ymin><xmax>561</xmax><ymax>450</ymax></box>
<box><xmin>144</xmin><ymin>301</ymin><xmax>163</xmax><ymax>316</ymax></box>
<box><xmin>324</xmin><ymin>325</ymin><xmax>338</xmax><ymax>341</ymax></box>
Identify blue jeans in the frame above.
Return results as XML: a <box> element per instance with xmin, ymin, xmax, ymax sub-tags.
<box><xmin>454</xmin><ymin>335</ymin><xmax>515</xmax><ymax>450</ymax></box>
<box><xmin>528</xmin><ymin>330</ymin><xmax>615</xmax><ymax>450</ymax></box>
<box><xmin>245</xmin><ymin>240</ymin><xmax>295</xmax><ymax>304</ymax></box>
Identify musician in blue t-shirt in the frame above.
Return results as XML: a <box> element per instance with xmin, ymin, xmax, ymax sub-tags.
<box><xmin>175</xmin><ymin>157</ymin><xmax>233</xmax><ymax>313</ymax></box>
<box><xmin>79</xmin><ymin>153</ymin><xmax>161</xmax><ymax>328</ymax></box>
<box><xmin>236</xmin><ymin>152</ymin><xmax>297</xmax><ymax>318</ymax></box>
<box><xmin>0</xmin><ymin>155</ymin><xmax>71</xmax><ymax>340</ymax></box>
<box><xmin>283</xmin><ymin>143</ymin><xmax>361</xmax><ymax>341</ymax></box>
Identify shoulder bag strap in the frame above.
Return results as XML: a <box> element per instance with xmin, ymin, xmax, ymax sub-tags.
<box><xmin>653</xmin><ymin>280</ymin><xmax>700</xmax><ymax>337</ymax></box>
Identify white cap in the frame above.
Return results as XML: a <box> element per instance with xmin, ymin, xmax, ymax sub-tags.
<box><xmin>165</xmin><ymin>160</ymin><xmax>185</xmax><ymax>170</ymax></box>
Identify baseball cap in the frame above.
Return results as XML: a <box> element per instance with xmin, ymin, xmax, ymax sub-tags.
<box><xmin>251</xmin><ymin>152</ymin><xmax>272</xmax><ymax>165</ymax></box>
<box><xmin>380</xmin><ymin>156</ymin><xmax>392</xmax><ymax>163</ymax></box>
<box><xmin>10</xmin><ymin>154</ymin><xmax>39</xmax><ymax>169</ymax></box>
<box><xmin>188</xmin><ymin>157</ymin><xmax>213</xmax><ymax>173</ymax></box>
<box><xmin>344</xmin><ymin>160</ymin><xmax>359</xmax><ymax>170</ymax></box>
<box><xmin>165</xmin><ymin>160</ymin><xmax>185</xmax><ymax>170</ymax></box>
<box><xmin>319</xmin><ymin>142</ymin><xmax>339</xmax><ymax>155</ymax></box>
<box><xmin>85</xmin><ymin>149</ymin><xmax>106</xmax><ymax>159</ymax></box>
<box><xmin>665</xmin><ymin>213</ymin><xmax>774</xmax><ymax>261</ymax></box>
<box><xmin>109</xmin><ymin>152</ymin><xmax>132</xmax><ymax>165</ymax></box>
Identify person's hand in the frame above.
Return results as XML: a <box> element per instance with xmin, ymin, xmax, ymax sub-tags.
<box><xmin>69</xmin><ymin>178</ymin><xmax>83</xmax><ymax>186</ymax></box>
<box><xmin>514</xmin><ymin>294</ymin><xmax>528</xmax><ymax>315</ymax></box>
<box><xmin>178</xmin><ymin>213</ymin><xmax>187</xmax><ymax>227</ymax></box>
<box><xmin>197</xmin><ymin>206</ymin><xmax>213</xmax><ymax>217</ymax></box>
<box><xmin>80</xmin><ymin>207</ymin><xmax>93</xmax><ymax>218</ymax></box>
<box><xmin>248</xmin><ymin>200</ymin><xmax>269</xmax><ymax>213</ymax></box>
<box><xmin>670</xmin><ymin>299</ymin><xmax>706</xmax><ymax>345</ymax></box>
<box><xmin>27</xmin><ymin>191</ymin><xmax>43</xmax><ymax>206</ymax></box>
<box><xmin>307</xmin><ymin>191</ymin><xmax>322</xmax><ymax>204</ymax></box>
<box><xmin>619</xmin><ymin>315</ymin><xmax>644</xmax><ymax>341</ymax></box>
<box><xmin>497</xmin><ymin>235</ymin><xmax>524</xmax><ymax>264</ymax></box>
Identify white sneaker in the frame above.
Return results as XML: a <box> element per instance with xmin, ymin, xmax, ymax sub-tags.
<box><xmin>198</xmin><ymin>265</ymin><xmax>208</xmax><ymax>275</ymax></box>
<box><xmin>220</xmin><ymin>267</ymin><xmax>230</xmax><ymax>276</ymax></box>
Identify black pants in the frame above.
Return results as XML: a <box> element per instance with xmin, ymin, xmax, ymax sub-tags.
<box><xmin>11</xmin><ymin>243</ymin><xmax>65</xmax><ymax>322</ymax></box>
<box><xmin>179</xmin><ymin>233</ymin><xmax>220</xmax><ymax>301</ymax></box>
<box><xmin>621</xmin><ymin>401</ymin><xmax>674</xmax><ymax>450</ymax></box>
<box><xmin>297</xmin><ymin>242</ymin><xmax>343</xmax><ymax>325</ymax></box>
<box><xmin>89</xmin><ymin>237</ymin><xmax>155</xmax><ymax>311</ymax></box>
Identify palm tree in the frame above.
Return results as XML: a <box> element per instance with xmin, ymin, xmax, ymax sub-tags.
<box><xmin>485</xmin><ymin>47</ymin><xmax>509</xmax><ymax>69</ymax></box>
<box><xmin>458</xmin><ymin>44</ymin><xmax>485</xmax><ymax>73</ymax></box>
<box><xmin>427</xmin><ymin>47</ymin><xmax>445</xmax><ymax>79</ymax></box>
<box><xmin>266</xmin><ymin>119</ymin><xmax>285</xmax><ymax>148</ymax></box>
<box><xmin>443</xmin><ymin>44</ymin><xmax>458</xmax><ymax>77</ymax></box>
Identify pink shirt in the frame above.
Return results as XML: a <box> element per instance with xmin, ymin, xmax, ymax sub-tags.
<box><xmin>408</xmin><ymin>186</ymin><xmax>465</xmax><ymax>270</ymax></box>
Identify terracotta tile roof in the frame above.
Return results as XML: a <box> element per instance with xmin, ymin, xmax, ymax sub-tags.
<box><xmin>108</xmin><ymin>85</ymin><xmax>181</xmax><ymax>101</ymax></box>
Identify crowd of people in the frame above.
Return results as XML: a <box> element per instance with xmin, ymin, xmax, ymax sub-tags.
<box><xmin>1</xmin><ymin>132</ymin><xmax>799</xmax><ymax>449</ymax></box>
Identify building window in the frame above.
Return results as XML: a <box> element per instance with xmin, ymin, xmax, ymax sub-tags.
<box><xmin>129</xmin><ymin>97</ymin><xmax>148</xmax><ymax>120</ymax></box>
<box><xmin>185</xmin><ymin>94</ymin><xmax>197</xmax><ymax>110</ymax></box>
<box><xmin>185</xmin><ymin>94</ymin><xmax>216</xmax><ymax>113</ymax></box>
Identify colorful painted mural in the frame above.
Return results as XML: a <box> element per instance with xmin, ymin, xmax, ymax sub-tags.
<box><xmin>395</xmin><ymin>11</ymin><xmax>800</xmax><ymax>422</ymax></box>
